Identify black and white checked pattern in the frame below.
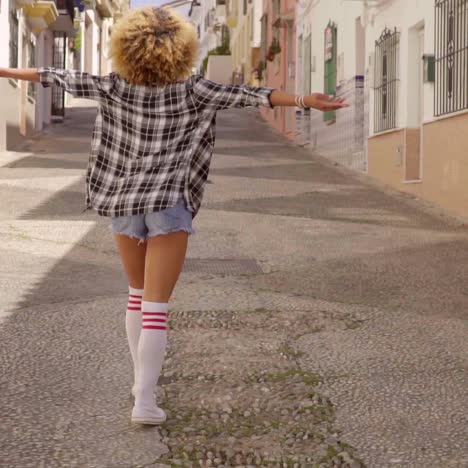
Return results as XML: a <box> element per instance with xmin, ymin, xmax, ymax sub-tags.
<box><xmin>38</xmin><ymin>67</ymin><xmax>274</xmax><ymax>218</ymax></box>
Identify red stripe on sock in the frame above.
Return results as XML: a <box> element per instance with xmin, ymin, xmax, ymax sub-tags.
<box><xmin>142</xmin><ymin>325</ymin><xmax>167</xmax><ymax>330</ymax></box>
<box><xmin>128</xmin><ymin>300</ymin><xmax>141</xmax><ymax>304</ymax></box>
<box><xmin>142</xmin><ymin>312</ymin><xmax>167</xmax><ymax>316</ymax></box>
<box><xmin>129</xmin><ymin>294</ymin><xmax>142</xmax><ymax>299</ymax></box>
<box><xmin>127</xmin><ymin>306</ymin><xmax>141</xmax><ymax>311</ymax></box>
<box><xmin>143</xmin><ymin>318</ymin><xmax>166</xmax><ymax>323</ymax></box>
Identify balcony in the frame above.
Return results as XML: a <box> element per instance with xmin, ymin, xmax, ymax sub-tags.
<box><xmin>16</xmin><ymin>0</ymin><xmax>36</xmax><ymax>6</ymax></box>
<box><xmin>23</xmin><ymin>0</ymin><xmax>59</xmax><ymax>34</ymax></box>
<box><xmin>52</xmin><ymin>0</ymin><xmax>75</xmax><ymax>33</ymax></box>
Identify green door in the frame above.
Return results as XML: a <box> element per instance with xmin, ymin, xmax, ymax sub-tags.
<box><xmin>324</xmin><ymin>23</ymin><xmax>337</xmax><ymax>123</ymax></box>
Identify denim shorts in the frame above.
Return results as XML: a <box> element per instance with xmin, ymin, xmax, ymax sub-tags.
<box><xmin>110</xmin><ymin>197</ymin><xmax>195</xmax><ymax>241</ymax></box>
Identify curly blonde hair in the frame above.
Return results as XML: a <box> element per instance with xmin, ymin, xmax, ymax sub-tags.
<box><xmin>109</xmin><ymin>7</ymin><xmax>198</xmax><ymax>86</ymax></box>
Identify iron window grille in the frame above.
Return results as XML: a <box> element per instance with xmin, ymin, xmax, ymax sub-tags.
<box><xmin>435</xmin><ymin>0</ymin><xmax>468</xmax><ymax>116</ymax></box>
<box><xmin>51</xmin><ymin>32</ymin><xmax>67</xmax><ymax>117</ymax></box>
<box><xmin>374</xmin><ymin>27</ymin><xmax>400</xmax><ymax>133</ymax></box>
<box><xmin>9</xmin><ymin>11</ymin><xmax>19</xmax><ymax>69</ymax></box>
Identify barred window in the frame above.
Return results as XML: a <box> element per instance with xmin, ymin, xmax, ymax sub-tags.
<box><xmin>9</xmin><ymin>11</ymin><xmax>18</xmax><ymax>69</ymax></box>
<box><xmin>51</xmin><ymin>33</ymin><xmax>67</xmax><ymax>117</ymax></box>
<box><xmin>374</xmin><ymin>27</ymin><xmax>400</xmax><ymax>133</ymax></box>
<box><xmin>435</xmin><ymin>0</ymin><xmax>468</xmax><ymax>116</ymax></box>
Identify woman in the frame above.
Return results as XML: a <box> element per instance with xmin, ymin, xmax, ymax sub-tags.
<box><xmin>0</xmin><ymin>6</ymin><xmax>347</xmax><ymax>425</ymax></box>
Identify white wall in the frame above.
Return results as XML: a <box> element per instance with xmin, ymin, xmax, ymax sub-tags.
<box><xmin>0</xmin><ymin>0</ymin><xmax>9</xmax><ymax>150</ymax></box>
<box><xmin>295</xmin><ymin>0</ymin><xmax>369</xmax><ymax>172</ymax></box>
<box><xmin>251</xmin><ymin>0</ymin><xmax>262</xmax><ymax>48</ymax></box>
<box><xmin>206</xmin><ymin>55</ymin><xmax>232</xmax><ymax>84</ymax></box>
<box><xmin>190</xmin><ymin>0</ymin><xmax>219</xmax><ymax>69</ymax></box>
<box><xmin>298</xmin><ymin>0</ymin><xmax>365</xmax><ymax>94</ymax></box>
<box><xmin>365</xmin><ymin>0</ymin><xmax>435</xmax><ymax>135</ymax></box>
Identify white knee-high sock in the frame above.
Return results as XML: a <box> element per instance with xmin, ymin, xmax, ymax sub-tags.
<box><xmin>134</xmin><ymin>301</ymin><xmax>168</xmax><ymax>410</ymax></box>
<box><xmin>126</xmin><ymin>287</ymin><xmax>144</xmax><ymax>387</ymax></box>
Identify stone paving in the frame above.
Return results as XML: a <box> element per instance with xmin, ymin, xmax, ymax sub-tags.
<box><xmin>0</xmin><ymin>104</ymin><xmax>467</xmax><ymax>468</ymax></box>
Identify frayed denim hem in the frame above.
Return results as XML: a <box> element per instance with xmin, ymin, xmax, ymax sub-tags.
<box><xmin>147</xmin><ymin>227</ymin><xmax>195</xmax><ymax>239</ymax></box>
<box><xmin>109</xmin><ymin>225</ymin><xmax>147</xmax><ymax>245</ymax></box>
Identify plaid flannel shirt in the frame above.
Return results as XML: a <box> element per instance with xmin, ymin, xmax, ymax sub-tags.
<box><xmin>38</xmin><ymin>67</ymin><xmax>274</xmax><ymax>218</ymax></box>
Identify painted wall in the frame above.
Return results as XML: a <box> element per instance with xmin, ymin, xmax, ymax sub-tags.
<box><xmin>190</xmin><ymin>0</ymin><xmax>219</xmax><ymax>71</ymax></box>
<box><xmin>0</xmin><ymin>8</ymin><xmax>40</xmax><ymax>149</ymax></box>
<box><xmin>366</xmin><ymin>0</ymin><xmax>468</xmax><ymax>220</ymax></box>
<box><xmin>365</xmin><ymin>0</ymin><xmax>436</xmax><ymax>135</ymax></box>
<box><xmin>206</xmin><ymin>55</ymin><xmax>232</xmax><ymax>84</ymax></box>
<box><xmin>229</xmin><ymin>0</ymin><xmax>262</xmax><ymax>85</ymax></box>
<box><xmin>295</xmin><ymin>0</ymin><xmax>367</xmax><ymax>169</ymax></box>
<box><xmin>260</xmin><ymin>0</ymin><xmax>296</xmax><ymax>138</ymax></box>
<box><xmin>368</xmin><ymin>112</ymin><xmax>468</xmax><ymax>219</ymax></box>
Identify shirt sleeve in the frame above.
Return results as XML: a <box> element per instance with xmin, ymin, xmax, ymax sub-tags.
<box><xmin>37</xmin><ymin>67</ymin><xmax>112</xmax><ymax>101</ymax></box>
<box><xmin>191</xmin><ymin>76</ymin><xmax>275</xmax><ymax>110</ymax></box>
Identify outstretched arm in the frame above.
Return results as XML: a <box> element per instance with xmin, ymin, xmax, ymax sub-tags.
<box><xmin>1</xmin><ymin>67</ymin><xmax>111</xmax><ymax>102</ymax></box>
<box><xmin>192</xmin><ymin>77</ymin><xmax>348</xmax><ymax>112</ymax></box>
<box><xmin>269</xmin><ymin>90</ymin><xmax>348</xmax><ymax>111</ymax></box>
<box><xmin>0</xmin><ymin>67</ymin><xmax>40</xmax><ymax>82</ymax></box>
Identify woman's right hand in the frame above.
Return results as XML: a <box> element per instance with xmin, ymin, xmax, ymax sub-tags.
<box><xmin>303</xmin><ymin>93</ymin><xmax>349</xmax><ymax>111</ymax></box>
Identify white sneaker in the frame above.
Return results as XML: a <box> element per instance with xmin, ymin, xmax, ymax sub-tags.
<box><xmin>131</xmin><ymin>405</ymin><xmax>167</xmax><ymax>425</ymax></box>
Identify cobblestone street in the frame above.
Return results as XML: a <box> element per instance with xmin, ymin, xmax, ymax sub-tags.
<box><xmin>0</xmin><ymin>105</ymin><xmax>467</xmax><ymax>467</ymax></box>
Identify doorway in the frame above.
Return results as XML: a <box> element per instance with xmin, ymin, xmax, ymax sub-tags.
<box><xmin>405</xmin><ymin>26</ymin><xmax>424</xmax><ymax>182</ymax></box>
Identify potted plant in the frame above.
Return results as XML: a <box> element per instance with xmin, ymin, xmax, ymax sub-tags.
<box><xmin>254</xmin><ymin>60</ymin><xmax>266</xmax><ymax>80</ymax></box>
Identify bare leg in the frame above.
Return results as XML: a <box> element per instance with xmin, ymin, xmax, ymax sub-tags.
<box><xmin>132</xmin><ymin>231</ymin><xmax>189</xmax><ymax>423</ymax></box>
<box><xmin>143</xmin><ymin>231</ymin><xmax>189</xmax><ymax>302</ymax></box>
<box><xmin>114</xmin><ymin>234</ymin><xmax>147</xmax><ymax>289</ymax></box>
<box><xmin>114</xmin><ymin>234</ymin><xmax>147</xmax><ymax>394</ymax></box>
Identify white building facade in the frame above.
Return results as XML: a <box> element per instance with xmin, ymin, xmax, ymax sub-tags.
<box><xmin>0</xmin><ymin>0</ymin><xmax>76</xmax><ymax>150</ymax></box>
<box><xmin>296</xmin><ymin>0</ymin><xmax>468</xmax><ymax>220</ymax></box>
<box><xmin>366</xmin><ymin>0</ymin><xmax>468</xmax><ymax>219</ymax></box>
<box><xmin>295</xmin><ymin>0</ymin><xmax>368</xmax><ymax>172</ymax></box>
<box><xmin>189</xmin><ymin>0</ymin><xmax>227</xmax><ymax>72</ymax></box>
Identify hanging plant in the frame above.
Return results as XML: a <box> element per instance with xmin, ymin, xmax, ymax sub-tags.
<box><xmin>267</xmin><ymin>37</ymin><xmax>282</xmax><ymax>61</ymax></box>
<box><xmin>253</xmin><ymin>60</ymin><xmax>266</xmax><ymax>81</ymax></box>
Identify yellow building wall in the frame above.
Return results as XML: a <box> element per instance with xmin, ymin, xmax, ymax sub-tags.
<box><xmin>229</xmin><ymin>3</ymin><xmax>257</xmax><ymax>84</ymax></box>
<box><xmin>368</xmin><ymin>112</ymin><xmax>468</xmax><ymax>219</ymax></box>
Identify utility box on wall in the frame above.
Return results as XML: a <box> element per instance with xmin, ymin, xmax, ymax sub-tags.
<box><xmin>423</xmin><ymin>54</ymin><xmax>435</xmax><ymax>83</ymax></box>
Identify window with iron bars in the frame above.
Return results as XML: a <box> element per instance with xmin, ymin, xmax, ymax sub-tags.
<box><xmin>435</xmin><ymin>0</ymin><xmax>468</xmax><ymax>116</ymax></box>
<box><xmin>374</xmin><ymin>27</ymin><xmax>400</xmax><ymax>133</ymax></box>
<box><xmin>9</xmin><ymin>11</ymin><xmax>19</xmax><ymax>69</ymax></box>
